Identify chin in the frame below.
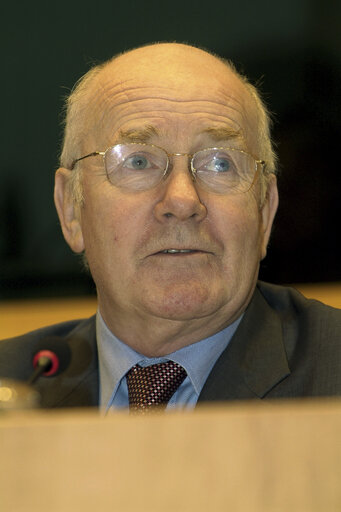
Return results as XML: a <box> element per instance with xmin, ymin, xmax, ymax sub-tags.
<box><xmin>141</xmin><ymin>283</ymin><xmax>226</xmax><ymax>321</ymax></box>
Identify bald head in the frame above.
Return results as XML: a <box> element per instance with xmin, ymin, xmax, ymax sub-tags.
<box><xmin>102</xmin><ymin>43</ymin><xmax>239</xmax><ymax>85</ymax></box>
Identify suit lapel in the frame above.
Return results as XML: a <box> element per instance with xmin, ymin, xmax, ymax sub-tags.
<box><xmin>198</xmin><ymin>286</ymin><xmax>290</xmax><ymax>402</ymax></box>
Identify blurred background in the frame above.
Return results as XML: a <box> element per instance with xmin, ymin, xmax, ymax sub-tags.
<box><xmin>1</xmin><ymin>0</ymin><xmax>340</xmax><ymax>301</ymax></box>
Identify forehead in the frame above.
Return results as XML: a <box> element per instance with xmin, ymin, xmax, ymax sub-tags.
<box><xmin>86</xmin><ymin>45</ymin><xmax>258</xmax><ymax>148</ymax></box>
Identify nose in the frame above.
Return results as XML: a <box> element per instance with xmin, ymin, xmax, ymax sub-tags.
<box><xmin>153</xmin><ymin>157</ymin><xmax>207</xmax><ymax>223</ymax></box>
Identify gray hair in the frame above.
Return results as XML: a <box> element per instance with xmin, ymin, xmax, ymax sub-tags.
<box><xmin>230</xmin><ymin>64</ymin><xmax>277</xmax><ymax>202</ymax></box>
<box><xmin>60</xmin><ymin>61</ymin><xmax>108</xmax><ymax>205</ymax></box>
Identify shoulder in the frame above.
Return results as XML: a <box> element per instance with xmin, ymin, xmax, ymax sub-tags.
<box><xmin>1</xmin><ymin>316</ymin><xmax>96</xmax><ymax>345</ymax></box>
<box><xmin>0</xmin><ymin>316</ymin><xmax>96</xmax><ymax>381</ymax></box>
<box><xmin>240</xmin><ymin>281</ymin><xmax>341</xmax><ymax>397</ymax></box>
<box><xmin>256</xmin><ymin>281</ymin><xmax>341</xmax><ymax>388</ymax></box>
<box><xmin>257</xmin><ymin>280</ymin><xmax>341</xmax><ymax>321</ymax></box>
<box><xmin>257</xmin><ymin>280</ymin><xmax>341</xmax><ymax>343</ymax></box>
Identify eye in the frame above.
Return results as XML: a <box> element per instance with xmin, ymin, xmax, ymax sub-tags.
<box><xmin>207</xmin><ymin>156</ymin><xmax>231</xmax><ymax>173</ymax></box>
<box><xmin>123</xmin><ymin>153</ymin><xmax>152</xmax><ymax>170</ymax></box>
<box><xmin>194</xmin><ymin>150</ymin><xmax>235</xmax><ymax>173</ymax></box>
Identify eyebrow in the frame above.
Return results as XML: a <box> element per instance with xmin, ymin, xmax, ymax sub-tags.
<box><xmin>117</xmin><ymin>125</ymin><xmax>160</xmax><ymax>143</ymax></box>
<box><xmin>116</xmin><ymin>125</ymin><xmax>242</xmax><ymax>145</ymax></box>
<box><xmin>202</xmin><ymin>127</ymin><xmax>242</xmax><ymax>142</ymax></box>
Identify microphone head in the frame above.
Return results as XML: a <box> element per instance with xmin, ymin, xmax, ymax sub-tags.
<box><xmin>32</xmin><ymin>337</ymin><xmax>72</xmax><ymax>377</ymax></box>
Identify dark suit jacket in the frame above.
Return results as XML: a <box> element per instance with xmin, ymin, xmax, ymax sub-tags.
<box><xmin>1</xmin><ymin>282</ymin><xmax>340</xmax><ymax>408</ymax></box>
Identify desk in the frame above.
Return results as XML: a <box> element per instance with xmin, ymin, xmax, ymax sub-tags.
<box><xmin>1</xmin><ymin>400</ymin><xmax>340</xmax><ymax>512</ymax></box>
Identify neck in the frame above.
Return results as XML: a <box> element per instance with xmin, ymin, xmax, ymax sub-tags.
<box><xmin>98</xmin><ymin>298</ymin><xmax>247</xmax><ymax>357</ymax></box>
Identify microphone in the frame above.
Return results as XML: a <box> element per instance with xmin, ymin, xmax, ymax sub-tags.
<box><xmin>28</xmin><ymin>337</ymin><xmax>72</xmax><ymax>385</ymax></box>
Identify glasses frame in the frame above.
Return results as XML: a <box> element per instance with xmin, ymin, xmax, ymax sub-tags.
<box><xmin>70</xmin><ymin>142</ymin><xmax>265</xmax><ymax>192</ymax></box>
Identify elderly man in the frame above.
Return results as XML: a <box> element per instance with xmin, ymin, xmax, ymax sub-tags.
<box><xmin>1</xmin><ymin>43</ymin><xmax>340</xmax><ymax>410</ymax></box>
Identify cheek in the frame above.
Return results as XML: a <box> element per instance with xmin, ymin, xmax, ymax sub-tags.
<box><xmin>80</xmin><ymin>184</ymin><xmax>150</xmax><ymax>267</ymax></box>
<box><xmin>209</xmin><ymin>195</ymin><xmax>263</xmax><ymax>262</ymax></box>
<box><xmin>207</xmin><ymin>199</ymin><xmax>263</xmax><ymax>308</ymax></box>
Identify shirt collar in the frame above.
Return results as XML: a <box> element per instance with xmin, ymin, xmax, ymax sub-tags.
<box><xmin>97</xmin><ymin>311</ymin><xmax>242</xmax><ymax>408</ymax></box>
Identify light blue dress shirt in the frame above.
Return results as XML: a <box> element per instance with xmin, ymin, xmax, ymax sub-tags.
<box><xmin>96</xmin><ymin>311</ymin><xmax>242</xmax><ymax>413</ymax></box>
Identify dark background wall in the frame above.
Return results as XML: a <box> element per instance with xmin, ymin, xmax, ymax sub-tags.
<box><xmin>1</xmin><ymin>0</ymin><xmax>340</xmax><ymax>299</ymax></box>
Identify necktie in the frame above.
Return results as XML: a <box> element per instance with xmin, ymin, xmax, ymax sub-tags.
<box><xmin>126</xmin><ymin>361</ymin><xmax>187</xmax><ymax>413</ymax></box>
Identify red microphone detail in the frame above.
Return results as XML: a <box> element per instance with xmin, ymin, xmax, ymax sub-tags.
<box><xmin>33</xmin><ymin>350</ymin><xmax>59</xmax><ymax>377</ymax></box>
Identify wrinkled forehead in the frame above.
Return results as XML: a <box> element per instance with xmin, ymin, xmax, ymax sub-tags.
<box><xmin>85</xmin><ymin>45</ymin><xmax>259</xmax><ymax>149</ymax></box>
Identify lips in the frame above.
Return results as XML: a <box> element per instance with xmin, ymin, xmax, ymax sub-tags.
<box><xmin>152</xmin><ymin>248</ymin><xmax>212</xmax><ymax>256</ymax></box>
<box><xmin>146</xmin><ymin>240</ymin><xmax>215</xmax><ymax>258</ymax></box>
<box><xmin>161</xmin><ymin>249</ymin><xmax>197</xmax><ymax>254</ymax></box>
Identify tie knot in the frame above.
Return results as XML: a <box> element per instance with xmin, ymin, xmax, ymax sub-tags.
<box><xmin>126</xmin><ymin>361</ymin><xmax>187</xmax><ymax>413</ymax></box>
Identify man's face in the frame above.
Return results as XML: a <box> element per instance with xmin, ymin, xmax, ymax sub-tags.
<box><xmin>55</xmin><ymin>44</ymin><xmax>278</xmax><ymax>353</ymax></box>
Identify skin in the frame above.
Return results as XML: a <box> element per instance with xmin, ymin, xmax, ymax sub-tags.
<box><xmin>54</xmin><ymin>43</ymin><xmax>278</xmax><ymax>357</ymax></box>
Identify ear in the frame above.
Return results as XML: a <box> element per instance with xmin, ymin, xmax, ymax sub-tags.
<box><xmin>260</xmin><ymin>175</ymin><xmax>279</xmax><ymax>260</ymax></box>
<box><xmin>54</xmin><ymin>168</ymin><xmax>85</xmax><ymax>253</ymax></box>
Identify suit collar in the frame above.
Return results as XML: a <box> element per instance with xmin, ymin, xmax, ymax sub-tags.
<box><xmin>198</xmin><ymin>285</ymin><xmax>290</xmax><ymax>402</ymax></box>
<box><xmin>38</xmin><ymin>283</ymin><xmax>290</xmax><ymax>407</ymax></box>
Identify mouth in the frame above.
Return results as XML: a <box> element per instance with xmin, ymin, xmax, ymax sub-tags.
<box><xmin>154</xmin><ymin>248</ymin><xmax>210</xmax><ymax>256</ymax></box>
<box><xmin>161</xmin><ymin>249</ymin><xmax>197</xmax><ymax>254</ymax></box>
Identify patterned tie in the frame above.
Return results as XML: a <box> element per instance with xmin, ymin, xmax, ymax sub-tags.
<box><xmin>126</xmin><ymin>361</ymin><xmax>187</xmax><ymax>413</ymax></box>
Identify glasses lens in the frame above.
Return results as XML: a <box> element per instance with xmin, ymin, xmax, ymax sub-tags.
<box><xmin>192</xmin><ymin>148</ymin><xmax>257</xmax><ymax>193</ymax></box>
<box><xmin>104</xmin><ymin>144</ymin><xmax>168</xmax><ymax>190</ymax></box>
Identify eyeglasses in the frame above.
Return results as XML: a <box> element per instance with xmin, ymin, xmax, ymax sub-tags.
<box><xmin>71</xmin><ymin>143</ymin><xmax>265</xmax><ymax>194</ymax></box>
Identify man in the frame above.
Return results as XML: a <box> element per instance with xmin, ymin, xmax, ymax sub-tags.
<box><xmin>1</xmin><ymin>43</ymin><xmax>340</xmax><ymax>410</ymax></box>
